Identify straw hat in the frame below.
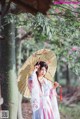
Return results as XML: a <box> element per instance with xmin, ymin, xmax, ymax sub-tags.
<box><xmin>18</xmin><ymin>49</ymin><xmax>57</xmax><ymax>98</ymax></box>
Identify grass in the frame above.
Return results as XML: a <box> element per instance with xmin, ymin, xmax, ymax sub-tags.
<box><xmin>59</xmin><ymin>103</ymin><xmax>80</xmax><ymax>119</ymax></box>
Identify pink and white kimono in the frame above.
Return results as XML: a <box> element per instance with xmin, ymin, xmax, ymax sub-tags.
<box><xmin>28</xmin><ymin>71</ymin><xmax>60</xmax><ymax>119</ymax></box>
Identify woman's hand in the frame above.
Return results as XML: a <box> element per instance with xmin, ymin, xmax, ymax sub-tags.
<box><xmin>53</xmin><ymin>81</ymin><xmax>60</xmax><ymax>88</ymax></box>
<box><xmin>34</xmin><ymin>64</ymin><xmax>40</xmax><ymax>72</ymax></box>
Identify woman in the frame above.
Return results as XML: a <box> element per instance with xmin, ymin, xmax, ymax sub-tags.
<box><xmin>28</xmin><ymin>61</ymin><xmax>60</xmax><ymax>119</ymax></box>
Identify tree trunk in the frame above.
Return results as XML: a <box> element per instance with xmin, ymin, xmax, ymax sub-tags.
<box><xmin>66</xmin><ymin>64</ymin><xmax>70</xmax><ymax>87</ymax></box>
<box><xmin>66</xmin><ymin>64</ymin><xmax>71</xmax><ymax>94</ymax></box>
<box><xmin>17</xmin><ymin>93</ymin><xmax>23</xmax><ymax>119</ymax></box>
<box><xmin>0</xmin><ymin>11</ymin><xmax>18</xmax><ymax>119</ymax></box>
<box><xmin>16</xmin><ymin>39</ymin><xmax>22</xmax><ymax>73</ymax></box>
<box><xmin>15</xmin><ymin>32</ymin><xmax>23</xmax><ymax>119</ymax></box>
<box><xmin>55</xmin><ymin>67</ymin><xmax>59</xmax><ymax>82</ymax></box>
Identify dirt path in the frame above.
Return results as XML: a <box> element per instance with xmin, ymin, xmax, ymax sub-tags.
<box><xmin>22</xmin><ymin>102</ymin><xmax>32</xmax><ymax>119</ymax></box>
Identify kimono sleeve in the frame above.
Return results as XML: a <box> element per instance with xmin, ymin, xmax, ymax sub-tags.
<box><xmin>48</xmin><ymin>81</ymin><xmax>60</xmax><ymax>119</ymax></box>
<box><xmin>47</xmin><ymin>80</ymin><xmax>57</xmax><ymax>99</ymax></box>
<box><xmin>28</xmin><ymin>71</ymin><xmax>37</xmax><ymax>92</ymax></box>
<box><xmin>28</xmin><ymin>71</ymin><xmax>40</xmax><ymax>112</ymax></box>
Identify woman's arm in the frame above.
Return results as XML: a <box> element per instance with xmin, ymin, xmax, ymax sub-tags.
<box><xmin>28</xmin><ymin>71</ymin><xmax>36</xmax><ymax>92</ymax></box>
<box><xmin>28</xmin><ymin>64</ymin><xmax>40</xmax><ymax>92</ymax></box>
<box><xmin>49</xmin><ymin>81</ymin><xmax>60</xmax><ymax>98</ymax></box>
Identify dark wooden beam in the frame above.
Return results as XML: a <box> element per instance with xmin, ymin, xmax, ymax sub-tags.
<box><xmin>11</xmin><ymin>0</ymin><xmax>52</xmax><ymax>14</ymax></box>
<box><xmin>11</xmin><ymin>0</ymin><xmax>39</xmax><ymax>14</ymax></box>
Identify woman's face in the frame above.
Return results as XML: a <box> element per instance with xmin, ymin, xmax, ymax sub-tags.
<box><xmin>37</xmin><ymin>67</ymin><xmax>47</xmax><ymax>77</ymax></box>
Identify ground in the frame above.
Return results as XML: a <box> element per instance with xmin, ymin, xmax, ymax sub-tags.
<box><xmin>22</xmin><ymin>101</ymin><xmax>80</xmax><ymax>119</ymax></box>
<box><xmin>22</xmin><ymin>102</ymin><xmax>32</xmax><ymax>119</ymax></box>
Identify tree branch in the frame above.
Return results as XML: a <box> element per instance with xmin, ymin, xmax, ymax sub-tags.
<box><xmin>47</xmin><ymin>12</ymin><xmax>79</xmax><ymax>21</ymax></box>
<box><xmin>18</xmin><ymin>31</ymin><xmax>33</xmax><ymax>41</ymax></box>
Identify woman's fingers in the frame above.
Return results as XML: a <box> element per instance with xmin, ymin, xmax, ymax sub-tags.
<box><xmin>34</xmin><ymin>65</ymin><xmax>40</xmax><ymax>72</ymax></box>
<box><xmin>54</xmin><ymin>81</ymin><xmax>60</xmax><ymax>88</ymax></box>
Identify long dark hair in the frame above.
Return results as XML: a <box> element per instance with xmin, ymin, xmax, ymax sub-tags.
<box><xmin>35</xmin><ymin>61</ymin><xmax>48</xmax><ymax>71</ymax></box>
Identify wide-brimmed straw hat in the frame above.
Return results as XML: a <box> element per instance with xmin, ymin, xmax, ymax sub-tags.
<box><xmin>18</xmin><ymin>49</ymin><xmax>57</xmax><ymax>98</ymax></box>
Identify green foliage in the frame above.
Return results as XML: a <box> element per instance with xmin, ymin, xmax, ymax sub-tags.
<box><xmin>32</xmin><ymin>13</ymin><xmax>54</xmax><ymax>40</ymax></box>
<box><xmin>14</xmin><ymin>4</ymin><xmax>80</xmax><ymax>76</ymax></box>
<box><xmin>60</xmin><ymin>103</ymin><xmax>80</xmax><ymax>119</ymax></box>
